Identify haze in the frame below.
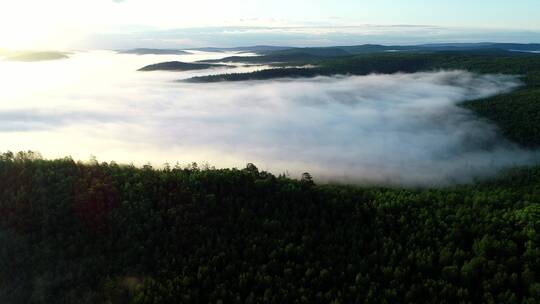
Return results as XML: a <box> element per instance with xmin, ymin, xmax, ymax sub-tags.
<box><xmin>1</xmin><ymin>0</ymin><xmax>539</xmax><ymax>49</ymax></box>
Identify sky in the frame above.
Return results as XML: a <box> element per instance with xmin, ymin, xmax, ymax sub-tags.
<box><xmin>0</xmin><ymin>0</ymin><xmax>539</xmax><ymax>49</ymax></box>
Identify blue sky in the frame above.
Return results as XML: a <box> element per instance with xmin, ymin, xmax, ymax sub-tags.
<box><xmin>256</xmin><ymin>0</ymin><xmax>540</xmax><ymax>29</ymax></box>
<box><xmin>105</xmin><ymin>0</ymin><xmax>540</xmax><ymax>30</ymax></box>
<box><xmin>1</xmin><ymin>0</ymin><xmax>539</xmax><ymax>49</ymax></box>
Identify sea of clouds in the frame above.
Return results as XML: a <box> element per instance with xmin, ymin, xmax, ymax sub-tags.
<box><xmin>0</xmin><ymin>51</ymin><xmax>537</xmax><ymax>186</ymax></box>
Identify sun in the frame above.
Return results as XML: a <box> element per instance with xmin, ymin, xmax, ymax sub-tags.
<box><xmin>0</xmin><ymin>2</ymin><xmax>67</xmax><ymax>50</ymax></box>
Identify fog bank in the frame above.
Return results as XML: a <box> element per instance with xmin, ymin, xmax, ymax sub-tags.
<box><xmin>0</xmin><ymin>51</ymin><xmax>537</xmax><ymax>186</ymax></box>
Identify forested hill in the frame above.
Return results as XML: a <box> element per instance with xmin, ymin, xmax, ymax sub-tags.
<box><xmin>190</xmin><ymin>52</ymin><xmax>540</xmax><ymax>82</ymax></box>
<box><xmin>138</xmin><ymin>61</ymin><xmax>228</xmax><ymax>72</ymax></box>
<box><xmin>1</xmin><ymin>151</ymin><xmax>540</xmax><ymax>303</ymax></box>
<box><xmin>1</xmin><ymin>51</ymin><xmax>69</xmax><ymax>62</ymax></box>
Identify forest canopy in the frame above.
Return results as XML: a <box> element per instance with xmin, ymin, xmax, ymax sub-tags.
<box><xmin>1</xmin><ymin>152</ymin><xmax>540</xmax><ymax>303</ymax></box>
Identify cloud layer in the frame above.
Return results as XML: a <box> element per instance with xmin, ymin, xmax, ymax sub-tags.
<box><xmin>0</xmin><ymin>51</ymin><xmax>537</xmax><ymax>186</ymax></box>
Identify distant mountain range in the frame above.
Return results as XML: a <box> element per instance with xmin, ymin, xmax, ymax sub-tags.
<box><xmin>418</xmin><ymin>43</ymin><xmax>540</xmax><ymax>51</ymax></box>
<box><xmin>193</xmin><ymin>43</ymin><xmax>540</xmax><ymax>64</ymax></box>
<box><xmin>193</xmin><ymin>43</ymin><xmax>540</xmax><ymax>56</ymax></box>
<box><xmin>119</xmin><ymin>43</ymin><xmax>540</xmax><ymax>62</ymax></box>
<box><xmin>189</xmin><ymin>45</ymin><xmax>293</xmax><ymax>53</ymax></box>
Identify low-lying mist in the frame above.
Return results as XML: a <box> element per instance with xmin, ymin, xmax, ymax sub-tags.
<box><xmin>0</xmin><ymin>51</ymin><xmax>537</xmax><ymax>186</ymax></box>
